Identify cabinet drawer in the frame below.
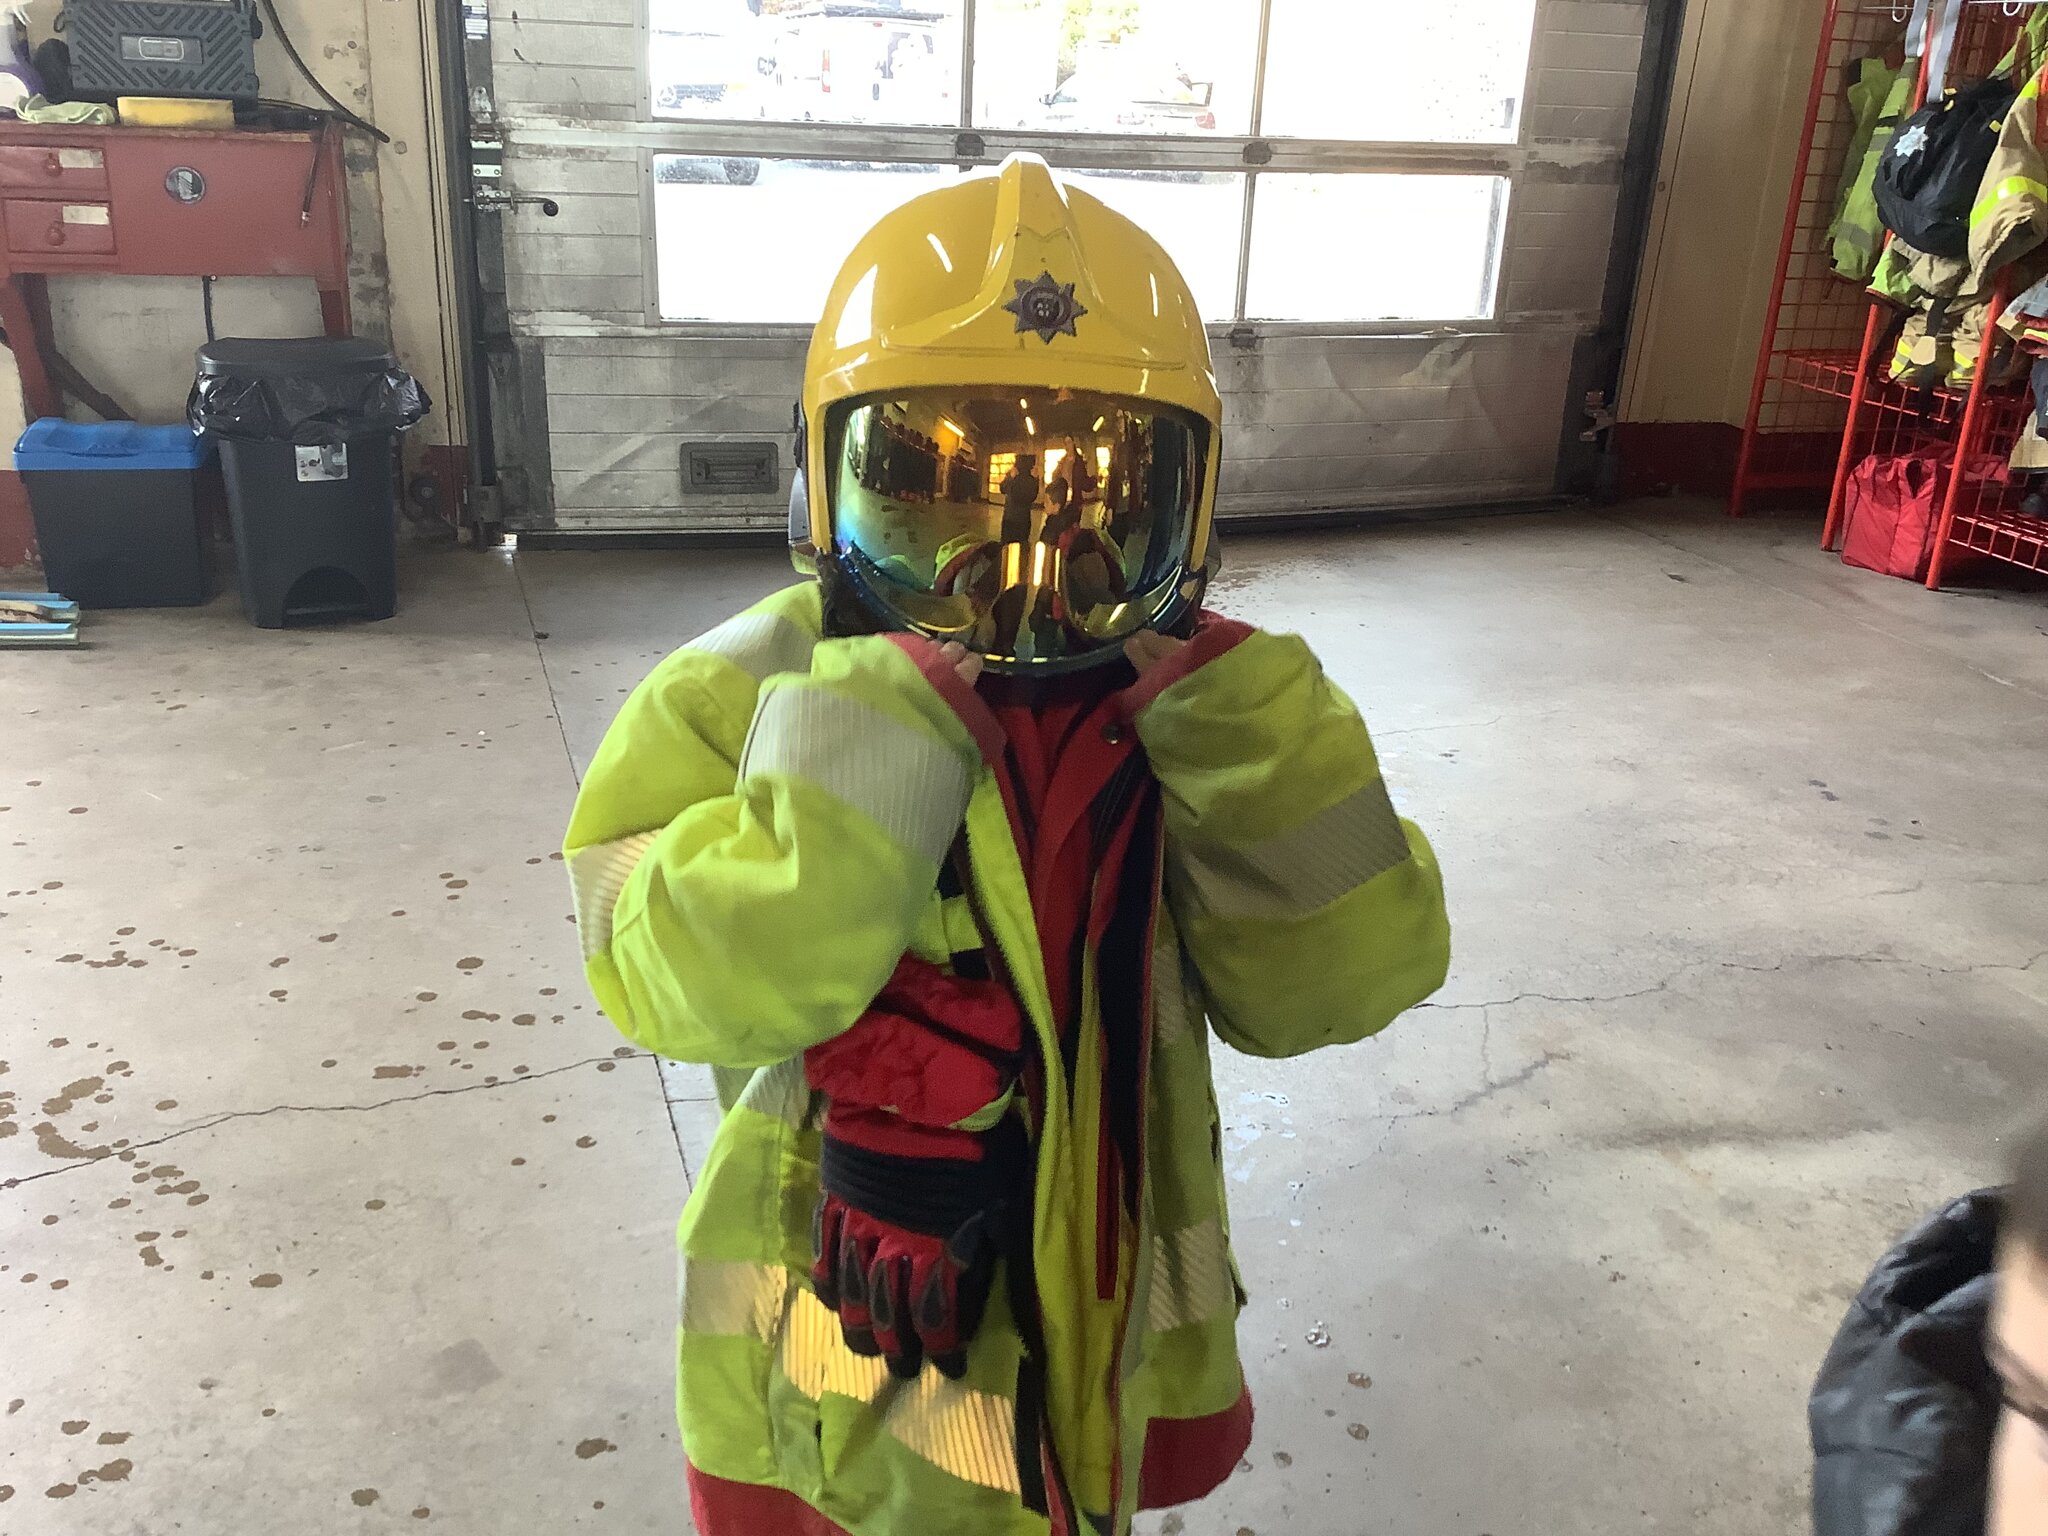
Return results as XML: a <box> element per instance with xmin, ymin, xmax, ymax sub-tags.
<box><xmin>0</xmin><ymin>145</ymin><xmax>109</xmax><ymax>195</ymax></box>
<box><xmin>5</xmin><ymin>200</ymin><xmax>116</xmax><ymax>257</ymax></box>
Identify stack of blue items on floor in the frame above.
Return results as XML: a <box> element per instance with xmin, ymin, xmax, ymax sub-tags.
<box><xmin>0</xmin><ymin>591</ymin><xmax>80</xmax><ymax>647</ymax></box>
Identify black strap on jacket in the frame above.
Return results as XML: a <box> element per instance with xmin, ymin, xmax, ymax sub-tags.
<box><xmin>944</xmin><ymin>840</ymin><xmax>1066</xmax><ymax>1520</ymax></box>
<box><xmin>942</xmin><ymin>749</ymin><xmax>1160</xmax><ymax>1520</ymax></box>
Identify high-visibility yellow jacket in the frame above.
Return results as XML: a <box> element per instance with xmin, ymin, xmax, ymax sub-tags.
<box><xmin>1832</xmin><ymin>55</ymin><xmax>1918</xmax><ymax>282</ymax></box>
<box><xmin>565</xmin><ymin>582</ymin><xmax>1451</xmax><ymax>1535</ymax></box>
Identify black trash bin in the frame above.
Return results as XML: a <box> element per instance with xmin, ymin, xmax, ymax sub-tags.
<box><xmin>189</xmin><ymin>337</ymin><xmax>430</xmax><ymax>629</ymax></box>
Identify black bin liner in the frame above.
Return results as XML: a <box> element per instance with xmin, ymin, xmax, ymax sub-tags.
<box><xmin>189</xmin><ymin>337</ymin><xmax>431</xmax><ymax>446</ymax></box>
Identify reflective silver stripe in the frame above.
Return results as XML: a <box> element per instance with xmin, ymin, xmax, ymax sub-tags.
<box><xmin>778</xmin><ymin>1283</ymin><xmax>1022</xmax><ymax>1494</ymax></box>
<box><xmin>1150</xmin><ymin>927</ymin><xmax>1200</xmax><ymax>1050</ymax></box>
<box><xmin>780</xmin><ymin>1278</ymin><xmax>891</xmax><ymax>1399</ymax></box>
<box><xmin>682</xmin><ymin>1258</ymin><xmax>790</xmax><ymax>1338</ymax></box>
<box><xmin>568</xmin><ymin>830</ymin><xmax>660</xmax><ymax>959</ymax></box>
<box><xmin>1147</xmin><ymin>1218</ymin><xmax>1236</xmax><ymax>1333</ymax></box>
<box><xmin>711</xmin><ymin>1063</ymin><xmax>757</xmax><ymax>1114</ymax></box>
<box><xmin>741</xmin><ymin>685</ymin><xmax>971</xmax><ymax>867</ymax></box>
<box><xmin>686</xmin><ymin>608</ymin><xmax>815</xmax><ymax>682</ymax></box>
<box><xmin>1171</xmin><ymin>777</ymin><xmax>1410</xmax><ymax>922</ymax></box>
<box><xmin>735</xmin><ymin>1056</ymin><xmax>814</xmax><ymax>1129</ymax></box>
<box><xmin>884</xmin><ymin>1347</ymin><xmax>1022</xmax><ymax>1496</ymax></box>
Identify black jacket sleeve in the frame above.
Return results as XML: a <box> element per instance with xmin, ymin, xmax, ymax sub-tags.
<box><xmin>1809</xmin><ymin>1189</ymin><xmax>2004</xmax><ymax>1536</ymax></box>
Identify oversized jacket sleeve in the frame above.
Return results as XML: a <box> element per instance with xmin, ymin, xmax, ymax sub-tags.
<box><xmin>564</xmin><ymin>598</ymin><xmax>986</xmax><ymax>1069</ymax></box>
<box><xmin>1132</xmin><ymin>623</ymin><xmax>1450</xmax><ymax>1058</ymax></box>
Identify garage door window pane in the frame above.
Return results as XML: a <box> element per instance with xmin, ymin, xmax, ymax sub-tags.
<box><xmin>973</xmin><ymin>0</ymin><xmax>1259</xmax><ymax>135</ymax></box>
<box><xmin>652</xmin><ymin>0</ymin><xmax>963</xmax><ymax>127</ymax></box>
<box><xmin>656</xmin><ymin>158</ymin><xmax>954</xmax><ymax>322</ymax></box>
<box><xmin>1260</xmin><ymin>0</ymin><xmax>1537</xmax><ymax>143</ymax></box>
<box><xmin>1065</xmin><ymin>171</ymin><xmax>1243</xmax><ymax>323</ymax></box>
<box><xmin>1245</xmin><ymin>175</ymin><xmax>1506</xmax><ymax>322</ymax></box>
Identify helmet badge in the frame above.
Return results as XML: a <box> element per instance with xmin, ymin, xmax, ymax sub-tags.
<box><xmin>1004</xmin><ymin>271</ymin><xmax>1088</xmax><ymax>343</ymax></box>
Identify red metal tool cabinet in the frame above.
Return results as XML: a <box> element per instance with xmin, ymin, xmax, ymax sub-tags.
<box><xmin>0</xmin><ymin>122</ymin><xmax>350</xmax><ymax>422</ymax></box>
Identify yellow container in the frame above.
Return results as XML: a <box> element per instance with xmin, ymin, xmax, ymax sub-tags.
<box><xmin>117</xmin><ymin>97</ymin><xmax>237</xmax><ymax>130</ymax></box>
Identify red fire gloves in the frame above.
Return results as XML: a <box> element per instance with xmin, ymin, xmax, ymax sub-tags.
<box><xmin>804</xmin><ymin>955</ymin><xmax>1027</xmax><ymax>1381</ymax></box>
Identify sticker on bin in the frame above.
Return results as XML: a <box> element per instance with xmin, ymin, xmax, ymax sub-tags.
<box><xmin>62</xmin><ymin>205</ymin><xmax>110</xmax><ymax>225</ymax></box>
<box><xmin>56</xmin><ymin>149</ymin><xmax>104</xmax><ymax>171</ymax></box>
<box><xmin>296</xmin><ymin>444</ymin><xmax>349</xmax><ymax>483</ymax></box>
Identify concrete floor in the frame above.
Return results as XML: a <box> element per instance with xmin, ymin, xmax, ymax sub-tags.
<box><xmin>4</xmin><ymin>502</ymin><xmax>2045</xmax><ymax>1534</ymax></box>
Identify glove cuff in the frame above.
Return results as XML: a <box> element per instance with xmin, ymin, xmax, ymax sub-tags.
<box><xmin>821</xmin><ymin>1133</ymin><xmax>1005</xmax><ymax>1239</ymax></box>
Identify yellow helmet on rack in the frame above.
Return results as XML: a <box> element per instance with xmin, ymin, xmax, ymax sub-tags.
<box><xmin>798</xmin><ymin>153</ymin><xmax>1222</xmax><ymax>672</ymax></box>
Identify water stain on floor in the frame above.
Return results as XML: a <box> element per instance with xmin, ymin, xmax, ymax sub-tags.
<box><xmin>41</xmin><ymin>1077</ymin><xmax>104</xmax><ymax>1116</ymax></box>
<box><xmin>33</xmin><ymin>1122</ymin><xmax>107</xmax><ymax>1161</ymax></box>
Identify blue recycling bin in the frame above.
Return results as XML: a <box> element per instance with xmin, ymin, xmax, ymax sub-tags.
<box><xmin>14</xmin><ymin>420</ymin><xmax>217</xmax><ymax>608</ymax></box>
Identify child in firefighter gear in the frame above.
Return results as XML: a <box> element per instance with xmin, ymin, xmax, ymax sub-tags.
<box><xmin>565</xmin><ymin>154</ymin><xmax>1451</xmax><ymax>1536</ymax></box>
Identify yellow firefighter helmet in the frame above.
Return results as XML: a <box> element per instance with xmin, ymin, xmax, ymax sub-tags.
<box><xmin>798</xmin><ymin>153</ymin><xmax>1222</xmax><ymax>671</ymax></box>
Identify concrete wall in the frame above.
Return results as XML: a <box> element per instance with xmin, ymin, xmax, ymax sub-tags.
<box><xmin>1</xmin><ymin>0</ymin><xmax>465</xmax><ymax>569</ymax></box>
<box><xmin>1618</xmin><ymin>0</ymin><xmax>1827</xmax><ymax>428</ymax></box>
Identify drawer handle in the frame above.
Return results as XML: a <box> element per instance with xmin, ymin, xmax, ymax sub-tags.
<box><xmin>43</xmin><ymin>153</ymin><xmax>60</xmax><ymax>178</ymax></box>
<box><xmin>46</xmin><ymin>223</ymin><xmax>64</xmax><ymax>246</ymax></box>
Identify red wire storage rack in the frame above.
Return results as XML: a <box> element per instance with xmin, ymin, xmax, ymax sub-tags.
<box><xmin>1729</xmin><ymin>1</ymin><xmax>1926</xmax><ymax>518</ymax></box>
<box><xmin>1915</xmin><ymin>282</ymin><xmax>2048</xmax><ymax>586</ymax></box>
<box><xmin>1737</xmin><ymin>1</ymin><xmax>2048</xmax><ymax>591</ymax></box>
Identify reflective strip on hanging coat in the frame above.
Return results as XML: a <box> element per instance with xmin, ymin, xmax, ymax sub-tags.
<box><xmin>1833</xmin><ymin>55</ymin><xmax>1920</xmax><ymax>281</ymax></box>
<box><xmin>1969</xmin><ymin>68</ymin><xmax>2048</xmax><ymax>289</ymax></box>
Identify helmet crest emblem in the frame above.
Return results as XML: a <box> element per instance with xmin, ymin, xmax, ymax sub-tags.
<box><xmin>1004</xmin><ymin>272</ymin><xmax>1088</xmax><ymax>343</ymax></box>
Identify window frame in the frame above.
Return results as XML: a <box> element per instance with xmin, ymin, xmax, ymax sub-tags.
<box><xmin>628</xmin><ymin>0</ymin><xmax>1540</xmax><ymax>334</ymax></box>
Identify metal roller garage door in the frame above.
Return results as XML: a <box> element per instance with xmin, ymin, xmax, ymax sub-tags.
<box><xmin>466</xmin><ymin>0</ymin><xmax>1665</xmax><ymax>537</ymax></box>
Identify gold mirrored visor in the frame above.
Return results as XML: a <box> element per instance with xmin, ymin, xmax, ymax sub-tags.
<box><xmin>824</xmin><ymin>388</ymin><xmax>1205</xmax><ymax>670</ymax></box>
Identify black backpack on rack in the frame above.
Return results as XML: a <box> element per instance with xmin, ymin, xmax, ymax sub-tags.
<box><xmin>1875</xmin><ymin>76</ymin><xmax>2019</xmax><ymax>258</ymax></box>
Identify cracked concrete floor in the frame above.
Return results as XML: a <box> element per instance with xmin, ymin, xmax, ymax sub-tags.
<box><xmin>3</xmin><ymin>502</ymin><xmax>2045</xmax><ymax>1534</ymax></box>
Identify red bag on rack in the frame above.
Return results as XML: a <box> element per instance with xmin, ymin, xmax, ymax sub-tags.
<box><xmin>1841</xmin><ymin>453</ymin><xmax>2004</xmax><ymax>582</ymax></box>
